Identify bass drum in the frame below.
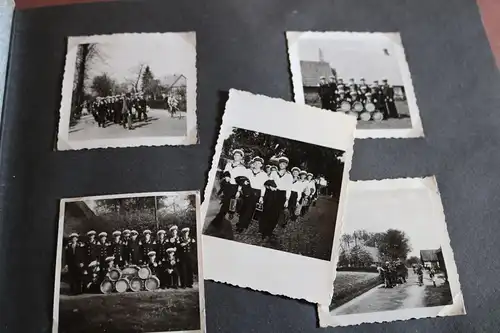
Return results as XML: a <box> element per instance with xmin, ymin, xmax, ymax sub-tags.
<box><xmin>144</xmin><ymin>276</ymin><xmax>160</xmax><ymax>291</ymax></box>
<box><xmin>108</xmin><ymin>268</ymin><xmax>121</xmax><ymax>281</ymax></box>
<box><xmin>360</xmin><ymin>112</ymin><xmax>371</xmax><ymax>121</ymax></box>
<box><xmin>138</xmin><ymin>266</ymin><xmax>151</xmax><ymax>279</ymax></box>
<box><xmin>114</xmin><ymin>277</ymin><xmax>130</xmax><ymax>293</ymax></box>
<box><xmin>353</xmin><ymin>101</ymin><xmax>364</xmax><ymax>112</ymax></box>
<box><xmin>121</xmin><ymin>265</ymin><xmax>139</xmax><ymax>278</ymax></box>
<box><xmin>100</xmin><ymin>278</ymin><xmax>114</xmax><ymax>294</ymax></box>
<box><xmin>372</xmin><ymin>111</ymin><xmax>384</xmax><ymax>122</ymax></box>
<box><xmin>340</xmin><ymin>101</ymin><xmax>351</xmax><ymax>112</ymax></box>
<box><xmin>129</xmin><ymin>277</ymin><xmax>144</xmax><ymax>292</ymax></box>
<box><xmin>365</xmin><ymin>102</ymin><xmax>376</xmax><ymax>112</ymax></box>
<box><xmin>347</xmin><ymin>111</ymin><xmax>359</xmax><ymax>119</ymax></box>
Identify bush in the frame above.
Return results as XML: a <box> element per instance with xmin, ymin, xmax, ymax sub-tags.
<box><xmin>336</xmin><ymin>266</ymin><xmax>379</xmax><ymax>273</ymax></box>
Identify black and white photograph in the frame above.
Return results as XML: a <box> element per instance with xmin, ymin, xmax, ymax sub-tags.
<box><xmin>57</xmin><ymin>33</ymin><xmax>197</xmax><ymax>150</ymax></box>
<box><xmin>201</xmin><ymin>89</ymin><xmax>356</xmax><ymax>304</ymax></box>
<box><xmin>287</xmin><ymin>31</ymin><xmax>424</xmax><ymax>138</ymax></box>
<box><xmin>203</xmin><ymin>127</ymin><xmax>345</xmax><ymax>262</ymax></box>
<box><xmin>318</xmin><ymin>178</ymin><xmax>465</xmax><ymax>327</ymax></box>
<box><xmin>52</xmin><ymin>191</ymin><xmax>206</xmax><ymax>333</ymax></box>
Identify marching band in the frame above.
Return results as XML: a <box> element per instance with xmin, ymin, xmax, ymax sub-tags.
<box><xmin>215</xmin><ymin>149</ymin><xmax>321</xmax><ymax>240</ymax></box>
<box><xmin>62</xmin><ymin>225</ymin><xmax>196</xmax><ymax>295</ymax></box>
<box><xmin>317</xmin><ymin>76</ymin><xmax>400</xmax><ymax>121</ymax></box>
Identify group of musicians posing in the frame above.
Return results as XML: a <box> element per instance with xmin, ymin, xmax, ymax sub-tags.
<box><xmin>63</xmin><ymin>225</ymin><xmax>196</xmax><ymax>295</ymax></box>
<box><xmin>377</xmin><ymin>259</ymin><xmax>409</xmax><ymax>288</ymax></box>
<box><xmin>83</xmin><ymin>93</ymin><xmax>148</xmax><ymax>130</ymax></box>
<box><xmin>214</xmin><ymin>148</ymin><xmax>321</xmax><ymax>241</ymax></box>
<box><xmin>317</xmin><ymin>76</ymin><xmax>400</xmax><ymax>119</ymax></box>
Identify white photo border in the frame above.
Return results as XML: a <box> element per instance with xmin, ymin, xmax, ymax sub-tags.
<box><xmin>52</xmin><ymin>190</ymin><xmax>206</xmax><ymax>333</ymax></box>
<box><xmin>201</xmin><ymin>89</ymin><xmax>357</xmax><ymax>304</ymax></box>
<box><xmin>317</xmin><ymin>177</ymin><xmax>465</xmax><ymax>327</ymax></box>
<box><xmin>287</xmin><ymin>31</ymin><xmax>424</xmax><ymax>139</ymax></box>
<box><xmin>56</xmin><ymin>32</ymin><xmax>198</xmax><ymax>150</ymax></box>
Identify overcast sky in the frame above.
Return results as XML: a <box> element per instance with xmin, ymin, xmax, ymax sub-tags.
<box><xmin>342</xmin><ymin>186</ymin><xmax>443</xmax><ymax>257</ymax></box>
<box><xmin>298</xmin><ymin>35</ymin><xmax>405</xmax><ymax>85</ymax></box>
<box><xmin>84</xmin><ymin>34</ymin><xmax>194</xmax><ymax>85</ymax></box>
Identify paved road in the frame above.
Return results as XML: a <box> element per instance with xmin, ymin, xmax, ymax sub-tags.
<box><xmin>68</xmin><ymin>108</ymin><xmax>187</xmax><ymax>141</ymax></box>
<box><xmin>331</xmin><ymin>271</ymin><xmax>441</xmax><ymax>315</ymax></box>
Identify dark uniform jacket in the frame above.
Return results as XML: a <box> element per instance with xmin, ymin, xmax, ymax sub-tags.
<box><xmin>155</xmin><ymin>240</ymin><xmax>169</xmax><ymax>264</ymax></box>
<box><xmin>167</xmin><ymin>237</ymin><xmax>180</xmax><ymax>252</ymax></box>
<box><xmin>96</xmin><ymin>241</ymin><xmax>109</xmax><ymax>265</ymax></box>
<box><xmin>126</xmin><ymin>239</ymin><xmax>141</xmax><ymax>264</ymax></box>
<box><xmin>141</xmin><ymin>240</ymin><xmax>156</xmax><ymax>262</ymax></box>
<box><xmin>84</xmin><ymin>240</ymin><xmax>98</xmax><ymax>264</ymax></box>
<box><xmin>164</xmin><ymin>256</ymin><xmax>178</xmax><ymax>273</ymax></box>
<box><xmin>108</xmin><ymin>241</ymin><xmax>124</xmax><ymax>265</ymax></box>
<box><xmin>318</xmin><ymin>82</ymin><xmax>329</xmax><ymax>99</ymax></box>
<box><xmin>65</xmin><ymin>242</ymin><xmax>85</xmax><ymax>270</ymax></box>
<box><xmin>148</xmin><ymin>261</ymin><xmax>159</xmax><ymax>276</ymax></box>
<box><xmin>178</xmin><ymin>237</ymin><xmax>196</xmax><ymax>260</ymax></box>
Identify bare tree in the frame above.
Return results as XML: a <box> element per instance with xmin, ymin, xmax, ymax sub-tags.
<box><xmin>73</xmin><ymin>44</ymin><xmax>100</xmax><ymax>110</ymax></box>
<box><xmin>130</xmin><ymin>63</ymin><xmax>146</xmax><ymax>92</ymax></box>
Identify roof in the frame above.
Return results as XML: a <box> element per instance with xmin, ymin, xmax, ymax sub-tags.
<box><xmin>300</xmin><ymin>61</ymin><xmax>333</xmax><ymax>87</ymax></box>
<box><xmin>420</xmin><ymin>249</ymin><xmax>440</xmax><ymax>262</ymax></box>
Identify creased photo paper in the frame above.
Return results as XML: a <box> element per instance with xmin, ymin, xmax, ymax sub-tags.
<box><xmin>52</xmin><ymin>191</ymin><xmax>206</xmax><ymax>333</ymax></box>
<box><xmin>318</xmin><ymin>178</ymin><xmax>465</xmax><ymax>327</ymax></box>
<box><xmin>287</xmin><ymin>31</ymin><xmax>424</xmax><ymax>139</ymax></box>
<box><xmin>201</xmin><ymin>89</ymin><xmax>356</xmax><ymax>304</ymax></box>
<box><xmin>57</xmin><ymin>32</ymin><xmax>197</xmax><ymax>150</ymax></box>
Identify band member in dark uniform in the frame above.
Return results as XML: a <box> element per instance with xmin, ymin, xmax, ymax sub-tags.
<box><xmin>136</xmin><ymin>94</ymin><xmax>148</xmax><ymax>121</ymax></box>
<box><xmin>167</xmin><ymin>225</ymin><xmax>180</xmax><ymax>251</ymax></box>
<box><xmin>318</xmin><ymin>76</ymin><xmax>330</xmax><ymax>109</ymax></box>
<box><xmin>102</xmin><ymin>256</ymin><xmax>116</xmax><ymax>281</ymax></box>
<box><xmin>382</xmin><ymin>79</ymin><xmax>399</xmax><ymax>118</ymax></box>
<box><xmin>122</xmin><ymin>229</ymin><xmax>131</xmax><ymax>245</ymax></box>
<box><xmin>348</xmin><ymin>78</ymin><xmax>358</xmax><ymax>93</ymax></box>
<box><xmin>178</xmin><ymin>227</ymin><xmax>196</xmax><ymax>288</ymax></box>
<box><xmin>327</xmin><ymin>76</ymin><xmax>337</xmax><ymax>111</ymax></box>
<box><xmin>155</xmin><ymin>229</ymin><xmax>169</xmax><ymax>288</ymax></box>
<box><xmin>260</xmin><ymin>156</ymin><xmax>292</xmax><ymax>238</ymax></box>
<box><xmin>121</xmin><ymin>93</ymin><xmax>133</xmax><ymax>130</ymax></box>
<box><xmin>259</xmin><ymin>178</ymin><xmax>277</xmax><ymax>238</ymax></box>
<box><xmin>96</xmin><ymin>232</ymin><xmax>109</xmax><ymax>269</ymax></box>
<box><xmin>84</xmin><ymin>230</ymin><xmax>98</xmax><ymax>265</ymax></box>
<box><xmin>109</xmin><ymin>230</ymin><xmax>124</xmax><ymax>268</ymax></box>
<box><xmin>164</xmin><ymin>248</ymin><xmax>180</xmax><ymax>289</ymax></box>
<box><xmin>147</xmin><ymin>251</ymin><xmax>159</xmax><ymax>276</ymax></box>
<box><xmin>97</xmin><ymin>98</ymin><xmax>107</xmax><ymax>128</ymax></box>
<box><xmin>140</xmin><ymin>229</ymin><xmax>155</xmax><ymax>263</ymax></box>
<box><xmin>126</xmin><ymin>230</ymin><xmax>141</xmax><ymax>265</ymax></box>
<box><xmin>220</xmin><ymin>149</ymin><xmax>247</xmax><ymax>218</ymax></box>
<box><xmin>359</xmin><ymin>78</ymin><xmax>370</xmax><ymax>93</ymax></box>
<box><xmin>113</xmin><ymin>96</ymin><xmax>122</xmax><ymax>124</ymax></box>
<box><xmin>288</xmin><ymin>167</ymin><xmax>304</xmax><ymax>222</ymax></box>
<box><xmin>64</xmin><ymin>233</ymin><xmax>85</xmax><ymax>294</ymax></box>
<box><xmin>236</xmin><ymin>156</ymin><xmax>268</xmax><ymax>232</ymax></box>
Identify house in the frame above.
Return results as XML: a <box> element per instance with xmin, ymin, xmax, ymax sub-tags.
<box><xmin>300</xmin><ymin>60</ymin><xmax>334</xmax><ymax>108</ymax></box>
<box><xmin>420</xmin><ymin>248</ymin><xmax>445</xmax><ymax>269</ymax></box>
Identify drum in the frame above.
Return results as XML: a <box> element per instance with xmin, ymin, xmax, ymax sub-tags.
<box><xmin>121</xmin><ymin>266</ymin><xmax>139</xmax><ymax>278</ymax></box>
<box><xmin>372</xmin><ymin>111</ymin><xmax>384</xmax><ymax>122</ymax></box>
<box><xmin>108</xmin><ymin>268</ymin><xmax>121</xmax><ymax>281</ymax></box>
<box><xmin>228</xmin><ymin>198</ymin><xmax>237</xmax><ymax>213</ymax></box>
<box><xmin>365</xmin><ymin>102</ymin><xmax>376</xmax><ymax>112</ymax></box>
<box><xmin>360</xmin><ymin>112</ymin><xmax>371</xmax><ymax>121</ymax></box>
<box><xmin>129</xmin><ymin>277</ymin><xmax>144</xmax><ymax>292</ymax></box>
<box><xmin>100</xmin><ymin>279</ymin><xmax>114</xmax><ymax>294</ymax></box>
<box><xmin>340</xmin><ymin>101</ymin><xmax>351</xmax><ymax>112</ymax></box>
<box><xmin>347</xmin><ymin>111</ymin><xmax>359</xmax><ymax>118</ymax></box>
<box><xmin>353</xmin><ymin>101</ymin><xmax>364</xmax><ymax>112</ymax></box>
<box><xmin>138</xmin><ymin>266</ymin><xmax>151</xmax><ymax>279</ymax></box>
<box><xmin>144</xmin><ymin>276</ymin><xmax>160</xmax><ymax>291</ymax></box>
<box><xmin>251</xmin><ymin>202</ymin><xmax>264</xmax><ymax>223</ymax></box>
<box><xmin>114</xmin><ymin>278</ymin><xmax>130</xmax><ymax>293</ymax></box>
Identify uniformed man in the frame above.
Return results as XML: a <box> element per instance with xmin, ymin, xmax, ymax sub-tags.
<box><xmin>137</xmin><ymin>94</ymin><xmax>148</xmax><ymax>121</ymax></box>
<box><xmin>121</xmin><ymin>229</ymin><xmax>131</xmax><ymax>264</ymax></box>
<box><xmin>327</xmin><ymin>76</ymin><xmax>337</xmax><ymax>110</ymax></box>
<box><xmin>178</xmin><ymin>227</ymin><xmax>196</xmax><ymax>288</ymax></box>
<box><xmin>348</xmin><ymin>78</ymin><xmax>358</xmax><ymax>92</ymax></box>
<box><xmin>141</xmin><ymin>230</ymin><xmax>156</xmax><ymax>263</ymax></box>
<box><xmin>147</xmin><ymin>251</ymin><xmax>159</xmax><ymax>276</ymax></box>
<box><xmin>236</xmin><ymin>156</ymin><xmax>268</xmax><ymax>232</ymax></box>
<box><xmin>109</xmin><ymin>230</ymin><xmax>124</xmax><ymax>268</ymax></box>
<box><xmin>289</xmin><ymin>167</ymin><xmax>305</xmax><ymax>222</ymax></box>
<box><xmin>261</xmin><ymin>156</ymin><xmax>293</xmax><ymax>237</ymax></box>
<box><xmin>97</xmin><ymin>97</ymin><xmax>107</xmax><ymax>128</ymax></box>
<box><xmin>318</xmin><ymin>76</ymin><xmax>330</xmax><ymax>109</ymax></box>
<box><xmin>305</xmin><ymin>172</ymin><xmax>317</xmax><ymax>214</ymax></box>
<box><xmin>122</xmin><ymin>229</ymin><xmax>131</xmax><ymax>244</ymax></box>
<box><xmin>122</xmin><ymin>93</ymin><xmax>133</xmax><ymax>130</ymax></box>
<box><xmin>164</xmin><ymin>248</ymin><xmax>179</xmax><ymax>289</ymax></box>
<box><xmin>64</xmin><ymin>233</ymin><xmax>85</xmax><ymax>294</ymax></box>
<box><xmin>382</xmin><ymin>79</ymin><xmax>399</xmax><ymax>118</ymax></box>
<box><xmin>155</xmin><ymin>230</ymin><xmax>169</xmax><ymax>288</ymax></box>
<box><xmin>167</xmin><ymin>225</ymin><xmax>180</xmax><ymax>251</ymax></box>
<box><xmin>84</xmin><ymin>230</ymin><xmax>98</xmax><ymax>265</ymax></box>
<box><xmin>96</xmin><ymin>232</ymin><xmax>109</xmax><ymax>268</ymax></box>
<box><xmin>126</xmin><ymin>230</ymin><xmax>141</xmax><ymax>265</ymax></box>
<box><xmin>221</xmin><ymin>149</ymin><xmax>248</xmax><ymax>218</ymax></box>
<box><xmin>359</xmin><ymin>78</ymin><xmax>370</xmax><ymax>93</ymax></box>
